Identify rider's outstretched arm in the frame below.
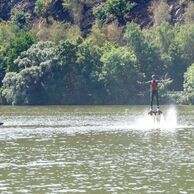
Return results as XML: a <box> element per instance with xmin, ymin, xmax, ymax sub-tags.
<box><xmin>137</xmin><ymin>80</ymin><xmax>151</xmax><ymax>84</ymax></box>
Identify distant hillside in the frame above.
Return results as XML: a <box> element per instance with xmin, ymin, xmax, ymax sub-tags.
<box><xmin>0</xmin><ymin>0</ymin><xmax>188</xmax><ymax>35</ymax></box>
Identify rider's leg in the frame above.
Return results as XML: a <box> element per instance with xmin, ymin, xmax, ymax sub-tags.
<box><xmin>150</xmin><ymin>91</ymin><xmax>154</xmax><ymax>109</ymax></box>
<box><xmin>156</xmin><ymin>90</ymin><xmax>159</xmax><ymax>108</ymax></box>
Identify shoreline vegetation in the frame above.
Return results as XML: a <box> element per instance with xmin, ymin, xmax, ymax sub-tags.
<box><xmin>1</xmin><ymin>0</ymin><xmax>194</xmax><ymax>105</ymax></box>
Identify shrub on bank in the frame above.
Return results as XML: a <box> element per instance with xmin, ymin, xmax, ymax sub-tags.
<box><xmin>153</xmin><ymin>1</ymin><xmax>170</xmax><ymax>26</ymax></box>
<box><xmin>94</xmin><ymin>0</ymin><xmax>135</xmax><ymax>25</ymax></box>
<box><xmin>184</xmin><ymin>2</ymin><xmax>194</xmax><ymax>24</ymax></box>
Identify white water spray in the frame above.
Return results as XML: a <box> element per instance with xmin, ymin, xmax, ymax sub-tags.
<box><xmin>133</xmin><ymin>107</ymin><xmax>179</xmax><ymax>130</ymax></box>
<box><xmin>165</xmin><ymin>107</ymin><xmax>177</xmax><ymax>127</ymax></box>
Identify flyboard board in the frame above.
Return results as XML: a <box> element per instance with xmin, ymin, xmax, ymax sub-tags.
<box><xmin>0</xmin><ymin>122</ymin><xmax>3</xmax><ymax>126</ymax></box>
<box><xmin>148</xmin><ymin>108</ymin><xmax>163</xmax><ymax>123</ymax></box>
<box><xmin>148</xmin><ymin>109</ymin><xmax>162</xmax><ymax>116</ymax></box>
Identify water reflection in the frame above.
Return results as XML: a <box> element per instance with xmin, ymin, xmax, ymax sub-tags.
<box><xmin>0</xmin><ymin>105</ymin><xmax>194</xmax><ymax>193</ymax></box>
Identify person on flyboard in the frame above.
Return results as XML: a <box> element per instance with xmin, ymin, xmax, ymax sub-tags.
<box><xmin>147</xmin><ymin>74</ymin><xmax>162</xmax><ymax>115</ymax></box>
<box><xmin>138</xmin><ymin>74</ymin><xmax>162</xmax><ymax>115</ymax></box>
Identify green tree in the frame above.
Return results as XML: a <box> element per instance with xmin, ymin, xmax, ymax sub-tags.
<box><xmin>155</xmin><ymin>22</ymin><xmax>175</xmax><ymax>53</ymax></box>
<box><xmin>0</xmin><ymin>22</ymin><xmax>15</xmax><ymax>46</ymax></box>
<box><xmin>124</xmin><ymin>22</ymin><xmax>163</xmax><ymax>79</ymax></box>
<box><xmin>6</xmin><ymin>31</ymin><xmax>37</xmax><ymax>72</ymax></box>
<box><xmin>87</xmin><ymin>21</ymin><xmax>106</xmax><ymax>46</ymax></box>
<box><xmin>167</xmin><ymin>24</ymin><xmax>194</xmax><ymax>90</ymax></box>
<box><xmin>94</xmin><ymin>0</ymin><xmax>135</xmax><ymax>25</ymax></box>
<box><xmin>57</xmin><ymin>39</ymin><xmax>82</xmax><ymax>104</ymax></box>
<box><xmin>1</xmin><ymin>72</ymin><xmax>20</xmax><ymax>104</ymax></box>
<box><xmin>153</xmin><ymin>1</ymin><xmax>170</xmax><ymax>26</ymax></box>
<box><xmin>0</xmin><ymin>49</ymin><xmax>6</xmax><ymax>87</ymax></box>
<box><xmin>100</xmin><ymin>46</ymin><xmax>142</xmax><ymax>104</ymax></box>
<box><xmin>1</xmin><ymin>41</ymin><xmax>60</xmax><ymax>104</ymax></box>
<box><xmin>144</xmin><ymin>22</ymin><xmax>175</xmax><ymax>79</ymax></box>
<box><xmin>184</xmin><ymin>63</ymin><xmax>194</xmax><ymax>92</ymax></box>
<box><xmin>0</xmin><ymin>22</ymin><xmax>16</xmax><ymax>85</ymax></box>
<box><xmin>34</xmin><ymin>0</ymin><xmax>52</xmax><ymax>24</ymax></box>
<box><xmin>182</xmin><ymin>63</ymin><xmax>194</xmax><ymax>104</ymax></box>
<box><xmin>34</xmin><ymin>21</ymin><xmax>81</xmax><ymax>43</ymax></box>
<box><xmin>184</xmin><ymin>2</ymin><xmax>194</xmax><ymax>24</ymax></box>
<box><xmin>34</xmin><ymin>0</ymin><xmax>52</xmax><ymax>15</ymax></box>
<box><xmin>63</xmin><ymin>0</ymin><xmax>85</xmax><ymax>26</ymax></box>
<box><xmin>77</xmin><ymin>39</ymin><xmax>104</xmax><ymax>103</ymax></box>
<box><xmin>2</xmin><ymin>67</ymin><xmax>44</xmax><ymax>105</ymax></box>
<box><xmin>11</xmin><ymin>11</ymin><xmax>30</xmax><ymax>30</ymax></box>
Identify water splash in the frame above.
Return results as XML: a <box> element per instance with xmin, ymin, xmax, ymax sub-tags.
<box><xmin>165</xmin><ymin>107</ymin><xmax>177</xmax><ymax>127</ymax></box>
<box><xmin>132</xmin><ymin>107</ymin><xmax>187</xmax><ymax>130</ymax></box>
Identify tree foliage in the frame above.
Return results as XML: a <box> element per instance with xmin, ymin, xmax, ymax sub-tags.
<box><xmin>77</xmin><ymin>39</ymin><xmax>104</xmax><ymax>103</ymax></box>
<box><xmin>34</xmin><ymin>0</ymin><xmax>52</xmax><ymax>16</ymax></box>
<box><xmin>63</xmin><ymin>0</ymin><xmax>85</xmax><ymax>26</ymax></box>
<box><xmin>153</xmin><ymin>1</ymin><xmax>170</xmax><ymax>26</ymax></box>
<box><xmin>184</xmin><ymin>2</ymin><xmax>194</xmax><ymax>24</ymax></box>
<box><xmin>124</xmin><ymin>22</ymin><xmax>163</xmax><ymax>79</ymax></box>
<box><xmin>2</xmin><ymin>1</ymin><xmax>194</xmax><ymax>105</ymax></box>
<box><xmin>94</xmin><ymin>0</ymin><xmax>135</xmax><ymax>25</ymax></box>
<box><xmin>155</xmin><ymin>22</ymin><xmax>175</xmax><ymax>53</ymax></box>
<box><xmin>0</xmin><ymin>22</ymin><xmax>16</xmax><ymax>86</ymax></box>
<box><xmin>184</xmin><ymin>63</ymin><xmax>194</xmax><ymax>92</ymax></box>
<box><xmin>100</xmin><ymin>46</ymin><xmax>141</xmax><ymax>103</ymax></box>
<box><xmin>6</xmin><ymin>31</ymin><xmax>37</xmax><ymax>72</ymax></box>
<box><xmin>56</xmin><ymin>39</ymin><xmax>81</xmax><ymax>103</ymax></box>
<box><xmin>182</xmin><ymin>63</ymin><xmax>194</xmax><ymax>104</ymax></box>
<box><xmin>11</xmin><ymin>11</ymin><xmax>30</xmax><ymax>30</ymax></box>
<box><xmin>1</xmin><ymin>41</ymin><xmax>58</xmax><ymax>104</ymax></box>
<box><xmin>34</xmin><ymin>21</ymin><xmax>81</xmax><ymax>43</ymax></box>
<box><xmin>0</xmin><ymin>22</ymin><xmax>15</xmax><ymax>50</ymax></box>
<box><xmin>167</xmin><ymin>24</ymin><xmax>194</xmax><ymax>90</ymax></box>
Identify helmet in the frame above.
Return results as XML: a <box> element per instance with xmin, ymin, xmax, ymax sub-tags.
<box><xmin>152</xmin><ymin>74</ymin><xmax>156</xmax><ymax>79</ymax></box>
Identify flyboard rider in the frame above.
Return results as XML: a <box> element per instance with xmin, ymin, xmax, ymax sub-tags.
<box><xmin>138</xmin><ymin>74</ymin><xmax>162</xmax><ymax>115</ymax></box>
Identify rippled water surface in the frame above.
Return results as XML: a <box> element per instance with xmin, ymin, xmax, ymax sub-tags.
<box><xmin>0</xmin><ymin>105</ymin><xmax>194</xmax><ymax>193</ymax></box>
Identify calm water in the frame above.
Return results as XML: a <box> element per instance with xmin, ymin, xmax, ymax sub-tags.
<box><xmin>0</xmin><ymin>105</ymin><xmax>194</xmax><ymax>193</ymax></box>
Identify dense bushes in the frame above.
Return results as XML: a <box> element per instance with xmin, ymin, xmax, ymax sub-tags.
<box><xmin>1</xmin><ymin>37</ymin><xmax>143</xmax><ymax>104</ymax></box>
<box><xmin>153</xmin><ymin>1</ymin><xmax>170</xmax><ymax>26</ymax></box>
<box><xmin>6</xmin><ymin>31</ymin><xmax>37</xmax><ymax>72</ymax></box>
<box><xmin>0</xmin><ymin>24</ymin><xmax>36</xmax><ymax>85</ymax></box>
<box><xmin>2</xmin><ymin>1</ymin><xmax>194</xmax><ymax>104</ymax></box>
<box><xmin>94</xmin><ymin>0</ymin><xmax>135</xmax><ymax>24</ymax></box>
<box><xmin>184</xmin><ymin>2</ymin><xmax>194</xmax><ymax>24</ymax></box>
<box><xmin>2</xmin><ymin>21</ymin><xmax>194</xmax><ymax>104</ymax></box>
<box><xmin>100</xmin><ymin>46</ymin><xmax>141</xmax><ymax>103</ymax></box>
<box><xmin>34</xmin><ymin>0</ymin><xmax>52</xmax><ymax>15</ymax></box>
<box><xmin>125</xmin><ymin>22</ymin><xmax>163</xmax><ymax>78</ymax></box>
<box><xmin>11</xmin><ymin>11</ymin><xmax>30</xmax><ymax>30</ymax></box>
<box><xmin>1</xmin><ymin>41</ymin><xmax>57</xmax><ymax>104</ymax></box>
<box><xmin>182</xmin><ymin>63</ymin><xmax>194</xmax><ymax>104</ymax></box>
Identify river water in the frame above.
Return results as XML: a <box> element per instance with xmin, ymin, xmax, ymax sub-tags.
<box><xmin>0</xmin><ymin>105</ymin><xmax>194</xmax><ymax>193</ymax></box>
